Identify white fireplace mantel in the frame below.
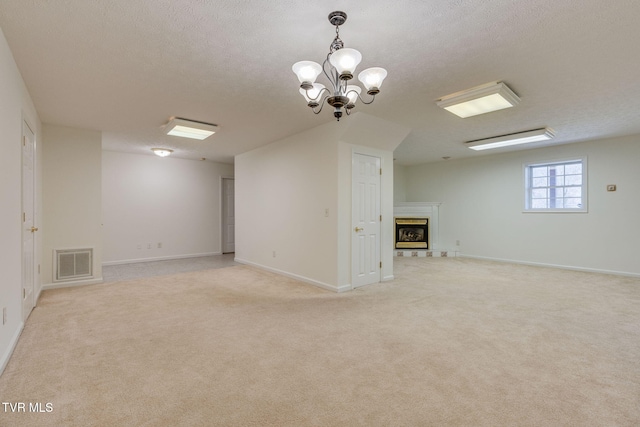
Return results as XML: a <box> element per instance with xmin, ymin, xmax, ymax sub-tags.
<box><xmin>394</xmin><ymin>202</ymin><xmax>441</xmax><ymax>250</ymax></box>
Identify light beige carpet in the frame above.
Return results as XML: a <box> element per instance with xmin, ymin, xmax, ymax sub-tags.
<box><xmin>1</xmin><ymin>258</ymin><xmax>639</xmax><ymax>426</ymax></box>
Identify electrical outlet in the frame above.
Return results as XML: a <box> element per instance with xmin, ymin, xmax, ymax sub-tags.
<box><xmin>456</xmin><ymin>240</ymin><xmax>460</xmax><ymax>246</ymax></box>
<box><xmin>147</xmin><ymin>243</ymin><xmax>151</xmax><ymax>249</ymax></box>
<box><xmin>272</xmin><ymin>251</ymin><xmax>276</xmax><ymax>258</ymax></box>
<box><xmin>324</xmin><ymin>208</ymin><xmax>329</xmax><ymax>217</ymax></box>
<box><xmin>137</xmin><ymin>244</ymin><xmax>142</xmax><ymax>250</ymax></box>
<box><xmin>157</xmin><ymin>242</ymin><xmax>162</xmax><ymax>249</ymax></box>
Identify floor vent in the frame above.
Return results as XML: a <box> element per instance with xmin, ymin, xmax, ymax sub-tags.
<box><xmin>54</xmin><ymin>248</ymin><xmax>93</xmax><ymax>282</ymax></box>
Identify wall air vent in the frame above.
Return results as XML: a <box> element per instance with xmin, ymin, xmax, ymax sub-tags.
<box><xmin>54</xmin><ymin>248</ymin><xmax>93</xmax><ymax>282</ymax></box>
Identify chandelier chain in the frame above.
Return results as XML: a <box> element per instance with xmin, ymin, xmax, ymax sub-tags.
<box><xmin>330</xmin><ymin>25</ymin><xmax>344</xmax><ymax>53</ymax></box>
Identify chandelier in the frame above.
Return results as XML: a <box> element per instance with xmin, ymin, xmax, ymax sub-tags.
<box><xmin>292</xmin><ymin>11</ymin><xmax>388</xmax><ymax>121</ymax></box>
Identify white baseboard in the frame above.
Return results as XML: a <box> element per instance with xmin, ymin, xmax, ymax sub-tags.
<box><xmin>234</xmin><ymin>258</ymin><xmax>349</xmax><ymax>293</ymax></box>
<box><xmin>42</xmin><ymin>277</ymin><xmax>104</xmax><ymax>291</ymax></box>
<box><xmin>0</xmin><ymin>321</ymin><xmax>24</xmax><ymax>377</ymax></box>
<box><xmin>102</xmin><ymin>252</ymin><xmax>221</xmax><ymax>267</ymax></box>
<box><xmin>460</xmin><ymin>254</ymin><xmax>640</xmax><ymax>278</ymax></box>
<box><xmin>382</xmin><ymin>275</ymin><xmax>395</xmax><ymax>282</ymax></box>
<box><xmin>335</xmin><ymin>283</ymin><xmax>353</xmax><ymax>293</ymax></box>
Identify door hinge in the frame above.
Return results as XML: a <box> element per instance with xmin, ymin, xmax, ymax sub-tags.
<box><xmin>23</xmin><ymin>212</ymin><xmax>26</xmax><ymax>222</ymax></box>
<box><xmin>380</xmin><ymin>215</ymin><xmax>382</xmax><ymax>221</ymax></box>
<box><xmin>379</xmin><ymin>261</ymin><xmax>382</xmax><ymax>268</ymax></box>
<box><xmin>23</xmin><ymin>288</ymin><xmax>26</xmax><ymax>298</ymax></box>
<box><xmin>379</xmin><ymin>168</ymin><xmax>382</xmax><ymax>175</ymax></box>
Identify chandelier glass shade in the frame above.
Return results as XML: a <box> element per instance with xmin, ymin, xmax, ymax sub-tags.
<box><xmin>292</xmin><ymin>11</ymin><xmax>387</xmax><ymax>121</ymax></box>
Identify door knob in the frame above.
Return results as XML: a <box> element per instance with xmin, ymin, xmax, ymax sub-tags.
<box><xmin>354</xmin><ymin>227</ymin><xmax>363</xmax><ymax>232</ymax></box>
<box><xmin>30</xmin><ymin>226</ymin><xmax>39</xmax><ymax>233</ymax></box>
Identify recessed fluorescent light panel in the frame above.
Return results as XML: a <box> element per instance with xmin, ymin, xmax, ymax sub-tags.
<box><xmin>165</xmin><ymin>117</ymin><xmax>218</xmax><ymax>140</ymax></box>
<box><xmin>436</xmin><ymin>81</ymin><xmax>520</xmax><ymax>118</ymax></box>
<box><xmin>466</xmin><ymin>128</ymin><xmax>555</xmax><ymax>151</ymax></box>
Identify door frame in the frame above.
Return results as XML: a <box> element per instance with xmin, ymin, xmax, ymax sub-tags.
<box><xmin>21</xmin><ymin>118</ymin><xmax>38</xmax><ymax>321</ymax></box>
<box><xmin>220</xmin><ymin>176</ymin><xmax>235</xmax><ymax>254</ymax></box>
<box><xmin>351</xmin><ymin>152</ymin><xmax>382</xmax><ymax>288</ymax></box>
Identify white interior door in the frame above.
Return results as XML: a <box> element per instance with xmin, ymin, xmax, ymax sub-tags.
<box><xmin>222</xmin><ymin>178</ymin><xmax>235</xmax><ymax>253</ymax></box>
<box><xmin>22</xmin><ymin>120</ymin><xmax>37</xmax><ymax>321</ymax></box>
<box><xmin>352</xmin><ymin>153</ymin><xmax>381</xmax><ymax>288</ymax></box>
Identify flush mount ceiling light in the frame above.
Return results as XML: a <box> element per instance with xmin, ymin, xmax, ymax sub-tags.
<box><xmin>292</xmin><ymin>11</ymin><xmax>388</xmax><ymax>121</ymax></box>
<box><xmin>436</xmin><ymin>81</ymin><xmax>520</xmax><ymax>118</ymax></box>
<box><xmin>151</xmin><ymin>148</ymin><xmax>174</xmax><ymax>157</ymax></box>
<box><xmin>164</xmin><ymin>117</ymin><xmax>218</xmax><ymax>140</ymax></box>
<box><xmin>466</xmin><ymin>128</ymin><xmax>555</xmax><ymax>151</ymax></box>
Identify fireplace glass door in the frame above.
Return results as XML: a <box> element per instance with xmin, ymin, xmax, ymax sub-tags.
<box><xmin>395</xmin><ymin>218</ymin><xmax>429</xmax><ymax>249</ymax></box>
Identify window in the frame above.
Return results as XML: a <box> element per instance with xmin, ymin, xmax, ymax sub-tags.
<box><xmin>524</xmin><ymin>158</ymin><xmax>587</xmax><ymax>212</ymax></box>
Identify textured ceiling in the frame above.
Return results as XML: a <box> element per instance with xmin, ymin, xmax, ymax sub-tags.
<box><xmin>1</xmin><ymin>0</ymin><xmax>639</xmax><ymax>165</ymax></box>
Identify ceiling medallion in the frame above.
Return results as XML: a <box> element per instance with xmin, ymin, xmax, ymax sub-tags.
<box><xmin>292</xmin><ymin>11</ymin><xmax>388</xmax><ymax>121</ymax></box>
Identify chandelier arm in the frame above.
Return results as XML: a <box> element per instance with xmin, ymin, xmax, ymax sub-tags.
<box><xmin>310</xmin><ymin>96</ymin><xmax>330</xmax><ymax>115</ymax></box>
<box><xmin>343</xmin><ymin>88</ymin><xmax>359</xmax><ymax>98</ymax></box>
<box><xmin>321</xmin><ymin>55</ymin><xmax>339</xmax><ymax>92</ymax></box>
<box><xmin>355</xmin><ymin>92</ymin><xmax>377</xmax><ymax>105</ymax></box>
<box><xmin>305</xmin><ymin>87</ymin><xmax>331</xmax><ymax>103</ymax></box>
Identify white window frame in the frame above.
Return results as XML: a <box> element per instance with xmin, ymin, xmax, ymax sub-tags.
<box><xmin>523</xmin><ymin>157</ymin><xmax>588</xmax><ymax>213</ymax></box>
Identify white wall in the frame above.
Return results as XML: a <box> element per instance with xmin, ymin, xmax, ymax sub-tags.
<box><xmin>42</xmin><ymin>125</ymin><xmax>103</xmax><ymax>287</ymax></box>
<box><xmin>235</xmin><ymin>122</ymin><xmax>342</xmax><ymax>290</ymax></box>
<box><xmin>102</xmin><ymin>151</ymin><xmax>233</xmax><ymax>264</ymax></box>
<box><xmin>404</xmin><ymin>134</ymin><xmax>640</xmax><ymax>276</ymax></box>
<box><xmin>0</xmin><ymin>26</ymin><xmax>42</xmax><ymax>374</ymax></box>
<box><xmin>394</xmin><ymin>163</ymin><xmax>407</xmax><ymax>204</ymax></box>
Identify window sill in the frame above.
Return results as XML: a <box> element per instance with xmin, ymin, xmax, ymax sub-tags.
<box><xmin>522</xmin><ymin>209</ymin><xmax>588</xmax><ymax>213</ymax></box>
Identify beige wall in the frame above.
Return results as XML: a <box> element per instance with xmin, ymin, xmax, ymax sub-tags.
<box><xmin>42</xmin><ymin>125</ymin><xmax>103</xmax><ymax>287</ymax></box>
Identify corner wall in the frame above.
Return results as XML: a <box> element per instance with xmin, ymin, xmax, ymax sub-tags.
<box><xmin>102</xmin><ymin>151</ymin><xmax>234</xmax><ymax>264</ymax></box>
<box><xmin>404</xmin><ymin>134</ymin><xmax>640</xmax><ymax>276</ymax></box>
<box><xmin>235</xmin><ymin>112</ymin><xmax>409</xmax><ymax>291</ymax></box>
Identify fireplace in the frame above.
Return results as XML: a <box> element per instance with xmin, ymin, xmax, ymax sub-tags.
<box><xmin>395</xmin><ymin>218</ymin><xmax>429</xmax><ymax>249</ymax></box>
